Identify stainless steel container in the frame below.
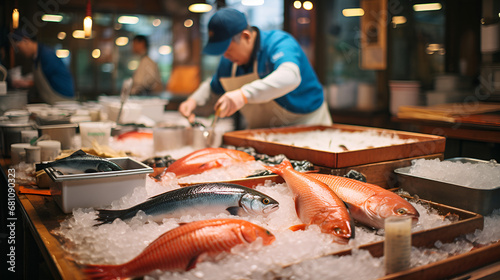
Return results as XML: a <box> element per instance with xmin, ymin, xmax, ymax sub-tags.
<box><xmin>45</xmin><ymin>157</ymin><xmax>153</xmax><ymax>213</ymax></box>
<box><xmin>0</xmin><ymin>91</ymin><xmax>28</xmax><ymax>115</ymax></box>
<box><xmin>395</xmin><ymin>158</ymin><xmax>500</xmax><ymax>215</ymax></box>
<box><xmin>0</xmin><ymin>122</ymin><xmax>35</xmax><ymax>157</ymax></box>
<box><xmin>38</xmin><ymin>123</ymin><xmax>78</xmax><ymax>150</ymax></box>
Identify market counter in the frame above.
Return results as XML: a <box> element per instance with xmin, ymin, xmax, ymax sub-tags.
<box><xmin>9</xmin><ymin>184</ymin><xmax>500</xmax><ymax>280</ymax></box>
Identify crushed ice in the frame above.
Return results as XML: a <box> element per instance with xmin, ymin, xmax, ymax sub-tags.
<box><xmin>252</xmin><ymin>129</ymin><xmax>417</xmax><ymax>152</ymax></box>
<box><xmin>53</xmin><ymin>172</ymin><xmax>500</xmax><ymax>279</ymax></box>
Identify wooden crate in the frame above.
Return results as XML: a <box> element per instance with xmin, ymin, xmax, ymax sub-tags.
<box><xmin>223</xmin><ymin>124</ymin><xmax>446</xmax><ymax>168</ymax></box>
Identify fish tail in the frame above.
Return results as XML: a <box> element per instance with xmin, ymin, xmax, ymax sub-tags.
<box><xmin>94</xmin><ymin>209</ymin><xmax>129</xmax><ymax>226</ymax></box>
<box><xmin>35</xmin><ymin>162</ymin><xmax>51</xmax><ymax>172</ymax></box>
<box><xmin>265</xmin><ymin>159</ymin><xmax>293</xmax><ymax>175</ymax></box>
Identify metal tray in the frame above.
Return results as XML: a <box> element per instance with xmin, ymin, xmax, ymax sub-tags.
<box><xmin>395</xmin><ymin>158</ymin><xmax>500</xmax><ymax>215</ymax></box>
<box><xmin>223</xmin><ymin>124</ymin><xmax>446</xmax><ymax>168</ymax></box>
<box><xmin>46</xmin><ymin>157</ymin><xmax>153</xmax><ymax>213</ymax></box>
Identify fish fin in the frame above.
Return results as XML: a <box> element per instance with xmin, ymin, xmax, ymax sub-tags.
<box><xmin>226</xmin><ymin>206</ymin><xmax>241</xmax><ymax>216</ymax></box>
<box><xmin>185</xmin><ymin>256</ymin><xmax>199</xmax><ymax>271</ymax></box>
<box><xmin>68</xmin><ymin>149</ymin><xmax>88</xmax><ymax>158</ymax></box>
<box><xmin>289</xmin><ymin>224</ymin><xmax>308</xmax><ymax>231</ymax></box>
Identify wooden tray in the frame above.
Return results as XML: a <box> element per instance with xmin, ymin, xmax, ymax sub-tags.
<box><xmin>223</xmin><ymin>124</ymin><xmax>446</xmax><ymax>168</ymax></box>
<box><xmin>273</xmin><ymin>196</ymin><xmax>485</xmax><ymax>279</ymax></box>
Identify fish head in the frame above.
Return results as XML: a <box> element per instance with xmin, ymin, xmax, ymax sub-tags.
<box><xmin>372</xmin><ymin>195</ymin><xmax>420</xmax><ymax>226</ymax></box>
<box><xmin>239</xmin><ymin>222</ymin><xmax>276</xmax><ymax>245</ymax></box>
<box><xmin>240</xmin><ymin>193</ymin><xmax>279</xmax><ymax>216</ymax></box>
<box><xmin>313</xmin><ymin>211</ymin><xmax>355</xmax><ymax>243</ymax></box>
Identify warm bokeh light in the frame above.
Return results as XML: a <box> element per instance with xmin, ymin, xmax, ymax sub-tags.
<box><xmin>115</xmin><ymin>37</ymin><xmax>129</xmax><ymax>46</ymax></box>
<box><xmin>118</xmin><ymin>16</ymin><xmax>139</xmax><ymax>24</ymax></box>
<box><xmin>72</xmin><ymin>30</ymin><xmax>86</xmax><ymax>39</ymax></box>
<box><xmin>413</xmin><ymin>3</ymin><xmax>442</xmax><ymax>12</ymax></box>
<box><xmin>297</xmin><ymin>17</ymin><xmax>311</xmax><ymax>24</ymax></box>
<box><xmin>303</xmin><ymin>1</ymin><xmax>313</xmax><ymax>10</ymax></box>
<box><xmin>92</xmin><ymin>49</ymin><xmax>101</xmax><ymax>59</ymax></box>
<box><xmin>12</xmin><ymin>9</ymin><xmax>19</xmax><ymax>29</ymax></box>
<box><xmin>56</xmin><ymin>49</ymin><xmax>70</xmax><ymax>58</ymax></box>
<box><xmin>158</xmin><ymin>45</ymin><xmax>172</xmax><ymax>55</ymax></box>
<box><xmin>188</xmin><ymin>3</ymin><xmax>212</xmax><ymax>13</ymax></box>
<box><xmin>42</xmin><ymin>14</ymin><xmax>63</xmax><ymax>22</ymax></box>
<box><xmin>392</xmin><ymin>16</ymin><xmax>407</xmax><ymax>27</ymax></box>
<box><xmin>152</xmin><ymin>19</ymin><xmax>161</xmax><ymax>27</ymax></box>
<box><xmin>84</xmin><ymin>16</ymin><xmax>92</xmax><ymax>38</ymax></box>
<box><xmin>293</xmin><ymin>1</ymin><xmax>301</xmax><ymax>9</ymax></box>
<box><xmin>184</xmin><ymin>19</ymin><xmax>194</xmax><ymax>28</ymax></box>
<box><xmin>342</xmin><ymin>8</ymin><xmax>364</xmax><ymax>17</ymax></box>
<box><xmin>128</xmin><ymin>60</ymin><xmax>139</xmax><ymax>71</ymax></box>
<box><xmin>57</xmin><ymin>32</ymin><xmax>66</xmax><ymax>40</ymax></box>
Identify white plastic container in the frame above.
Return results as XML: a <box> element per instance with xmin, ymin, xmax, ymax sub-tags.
<box><xmin>45</xmin><ymin>157</ymin><xmax>153</xmax><ymax>213</ymax></box>
<box><xmin>79</xmin><ymin>122</ymin><xmax>113</xmax><ymax>148</ymax></box>
<box><xmin>37</xmin><ymin>140</ymin><xmax>61</xmax><ymax>161</ymax></box>
<box><xmin>389</xmin><ymin>80</ymin><xmax>421</xmax><ymax>115</ymax></box>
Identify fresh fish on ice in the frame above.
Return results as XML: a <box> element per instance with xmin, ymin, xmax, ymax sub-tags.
<box><xmin>266</xmin><ymin>159</ymin><xmax>355</xmax><ymax>244</ymax></box>
<box><xmin>82</xmin><ymin>219</ymin><xmax>276</xmax><ymax>279</ymax></box>
<box><xmin>156</xmin><ymin>147</ymin><xmax>255</xmax><ymax>179</ymax></box>
<box><xmin>308</xmin><ymin>173</ymin><xmax>420</xmax><ymax>229</ymax></box>
<box><xmin>95</xmin><ymin>182</ymin><xmax>279</xmax><ymax>225</ymax></box>
<box><xmin>36</xmin><ymin>150</ymin><xmax>122</xmax><ymax>175</ymax></box>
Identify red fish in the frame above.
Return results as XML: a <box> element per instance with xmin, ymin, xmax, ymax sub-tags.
<box><xmin>266</xmin><ymin>160</ymin><xmax>354</xmax><ymax>243</ymax></box>
<box><xmin>307</xmin><ymin>173</ymin><xmax>420</xmax><ymax>229</ymax></box>
<box><xmin>82</xmin><ymin>219</ymin><xmax>275</xmax><ymax>279</ymax></box>
<box><xmin>161</xmin><ymin>147</ymin><xmax>255</xmax><ymax>179</ymax></box>
<box><xmin>115</xmin><ymin>131</ymin><xmax>153</xmax><ymax>141</ymax></box>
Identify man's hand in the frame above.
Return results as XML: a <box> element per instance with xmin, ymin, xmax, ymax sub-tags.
<box><xmin>214</xmin><ymin>89</ymin><xmax>247</xmax><ymax>118</ymax></box>
<box><xmin>178</xmin><ymin>98</ymin><xmax>197</xmax><ymax>123</ymax></box>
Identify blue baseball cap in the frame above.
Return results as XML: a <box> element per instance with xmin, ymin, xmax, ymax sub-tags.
<box><xmin>203</xmin><ymin>8</ymin><xmax>248</xmax><ymax>55</ymax></box>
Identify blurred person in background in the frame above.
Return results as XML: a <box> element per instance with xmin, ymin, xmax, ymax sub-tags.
<box><xmin>9</xmin><ymin>29</ymin><xmax>74</xmax><ymax>104</ymax></box>
<box><xmin>179</xmin><ymin>8</ymin><xmax>332</xmax><ymax>129</ymax></box>
<box><xmin>130</xmin><ymin>35</ymin><xmax>162</xmax><ymax>95</ymax></box>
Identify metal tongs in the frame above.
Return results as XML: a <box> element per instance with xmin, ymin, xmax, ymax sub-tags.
<box><xmin>116</xmin><ymin>78</ymin><xmax>133</xmax><ymax>124</ymax></box>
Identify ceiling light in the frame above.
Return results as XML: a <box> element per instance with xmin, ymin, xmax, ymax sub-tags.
<box><xmin>56</xmin><ymin>49</ymin><xmax>70</xmax><ymax>58</ymax></box>
<box><xmin>72</xmin><ymin>30</ymin><xmax>86</xmax><ymax>39</ymax></box>
<box><xmin>184</xmin><ymin>19</ymin><xmax>194</xmax><ymax>28</ymax></box>
<box><xmin>152</xmin><ymin>19</ymin><xmax>161</xmax><ymax>27</ymax></box>
<box><xmin>115</xmin><ymin>37</ymin><xmax>129</xmax><ymax>46</ymax></box>
<box><xmin>159</xmin><ymin>45</ymin><xmax>172</xmax><ymax>55</ymax></box>
<box><xmin>57</xmin><ymin>32</ymin><xmax>66</xmax><ymax>40</ymax></box>
<box><xmin>84</xmin><ymin>0</ymin><xmax>92</xmax><ymax>38</ymax></box>
<box><xmin>118</xmin><ymin>16</ymin><xmax>139</xmax><ymax>24</ymax></box>
<box><xmin>92</xmin><ymin>49</ymin><xmax>101</xmax><ymax>59</ymax></box>
<box><xmin>188</xmin><ymin>3</ymin><xmax>212</xmax><ymax>13</ymax></box>
<box><xmin>342</xmin><ymin>8</ymin><xmax>364</xmax><ymax>17</ymax></box>
<box><xmin>293</xmin><ymin>1</ymin><xmax>301</xmax><ymax>9</ymax></box>
<box><xmin>12</xmin><ymin>8</ymin><xmax>19</xmax><ymax>29</ymax></box>
<box><xmin>303</xmin><ymin>1</ymin><xmax>313</xmax><ymax>10</ymax></box>
<box><xmin>413</xmin><ymin>3</ymin><xmax>442</xmax><ymax>12</ymax></box>
<box><xmin>42</xmin><ymin>14</ymin><xmax>63</xmax><ymax>22</ymax></box>
<box><xmin>392</xmin><ymin>16</ymin><xmax>407</xmax><ymax>27</ymax></box>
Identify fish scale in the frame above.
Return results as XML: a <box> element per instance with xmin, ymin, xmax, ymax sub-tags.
<box><xmin>83</xmin><ymin>219</ymin><xmax>275</xmax><ymax>279</ymax></box>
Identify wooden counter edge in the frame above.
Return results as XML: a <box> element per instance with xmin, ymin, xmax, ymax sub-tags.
<box><xmin>16</xmin><ymin>188</ymin><xmax>86</xmax><ymax>280</ymax></box>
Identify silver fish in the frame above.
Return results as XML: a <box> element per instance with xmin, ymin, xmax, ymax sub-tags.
<box><xmin>95</xmin><ymin>183</ymin><xmax>279</xmax><ymax>225</ymax></box>
<box><xmin>36</xmin><ymin>150</ymin><xmax>122</xmax><ymax>174</ymax></box>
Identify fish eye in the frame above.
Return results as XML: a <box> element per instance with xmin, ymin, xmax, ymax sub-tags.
<box><xmin>266</xmin><ymin>230</ymin><xmax>271</xmax><ymax>235</ymax></box>
<box><xmin>262</xmin><ymin>198</ymin><xmax>270</xmax><ymax>204</ymax></box>
<box><xmin>334</xmin><ymin>228</ymin><xmax>342</xmax><ymax>234</ymax></box>
<box><xmin>397</xmin><ymin>208</ymin><xmax>407</xmax><ymax>215</ymax></box>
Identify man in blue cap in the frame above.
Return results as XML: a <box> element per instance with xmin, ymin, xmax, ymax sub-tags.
<box><xmin>179</xmin><ymin>8</ymin><xmax>332</xmax><ymax>129</ymax></box>
<box><xmin>10</xmin><ymin>29</ymin><xmax>75</xmax><ymax>104</ymax></box>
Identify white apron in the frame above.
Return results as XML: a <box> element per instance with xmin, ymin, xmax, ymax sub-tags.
<box><xmin>219</xmin><ymin>62</ymin><xmax>332</xmax><ymax>129</ymax></box>
<box><xmin>34</xmin><ymin>62</ymin><xmax>73</xmax><ymax>105</ymax></box>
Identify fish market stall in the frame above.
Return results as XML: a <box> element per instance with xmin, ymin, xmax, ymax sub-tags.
<box><xmin>5</xmin><ymin>123</ymin><xmax>500</xmax><ymax>279</ymax></box>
